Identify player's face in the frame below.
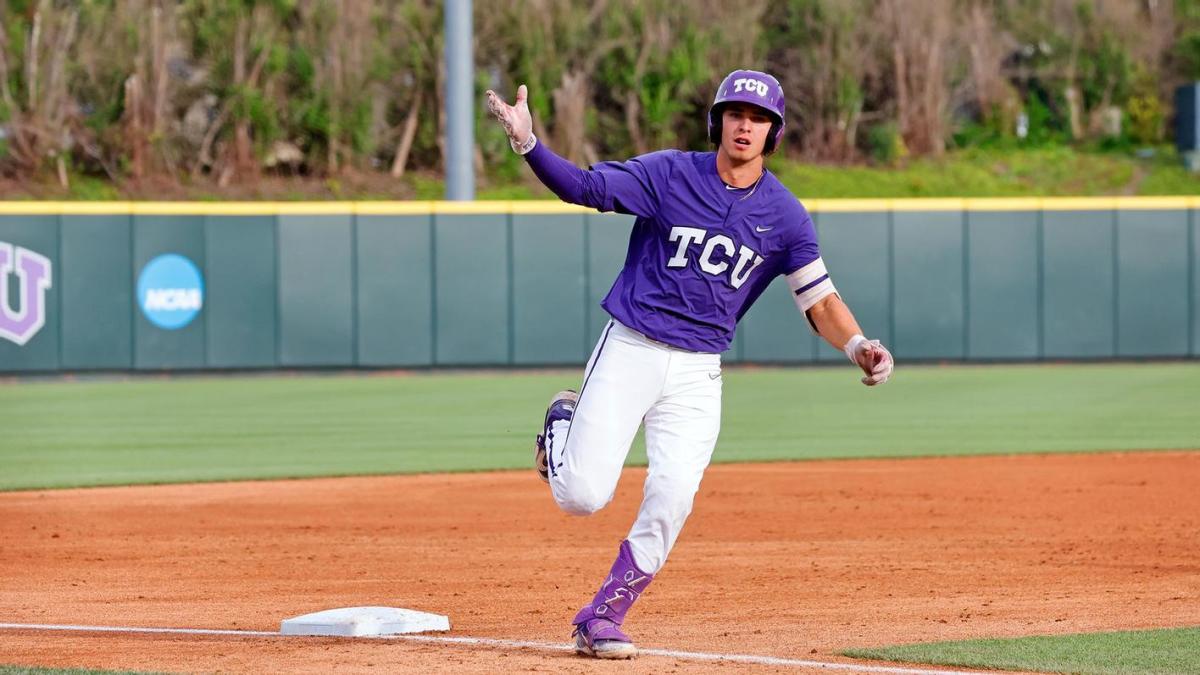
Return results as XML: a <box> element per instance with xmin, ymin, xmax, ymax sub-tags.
<box><xmin>720</xmin><ymin>103</ymin><xmax>773</xmax><ymax>161</ymax></box>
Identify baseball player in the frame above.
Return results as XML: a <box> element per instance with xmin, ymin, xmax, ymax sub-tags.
<box><xmin>486</xmin><ymin>69</ymin><xmax>893</xmax><ymax>659</ymax></box>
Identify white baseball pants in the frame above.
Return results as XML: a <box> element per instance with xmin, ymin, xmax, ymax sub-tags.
<box><xmin>546</xmin><ymin>320</ymin><xmax>722</xmax><ymax>574</ymax></box>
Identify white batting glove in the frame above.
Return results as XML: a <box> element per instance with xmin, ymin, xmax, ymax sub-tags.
<box><xmin>844</xmin><ymin>334</ymin><xmax>894</xmax><ymax>386</ymax></box>
<box><xmin>485</xmin><ymin>84</ymin><xmax>537</xmax><ymax>154</ymax></box>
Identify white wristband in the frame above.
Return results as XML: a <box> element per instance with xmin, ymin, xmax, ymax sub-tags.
<box><xmin>843</xmin><ymin>334</ymin><xmax>867</xmax><ymax>362</ymax></box>
<box><xmin>510</xmin><ymin>133</ymin><xmax>537</xmax><ymax>155</ymax></box>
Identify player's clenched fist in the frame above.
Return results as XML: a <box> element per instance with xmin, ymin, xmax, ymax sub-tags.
<box><xmin>844</xmin><ymin>335</ymin><xmax>894</xmax><ymax>386</ymax></box>
<box><xmin>485</xmin><ymin>84</ymin><xmax>536</xmax><ymax>154</ymax></box>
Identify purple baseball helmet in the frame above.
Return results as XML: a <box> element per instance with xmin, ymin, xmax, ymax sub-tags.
<box><xmin>707</xmin><ymin>69</ymin><xmax>786</xmax><ymax>153</ymax></box>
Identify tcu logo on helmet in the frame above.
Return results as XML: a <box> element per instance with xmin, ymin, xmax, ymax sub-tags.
<box><xmin>666</xmin><ymin>226</ymin><xmax>764</xmax><ymax>289</ymax></box>
<box><xmin>733</xmin><ymin>78</ymin><xmax>769</xmax><ymax>98</ymax></box>
<box><xmin>0</xmin><ymin>242</ymin><xmax>53</xmax><ymax>346</ymax></box>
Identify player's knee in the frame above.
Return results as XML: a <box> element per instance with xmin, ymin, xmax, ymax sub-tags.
<box><xmin>555</xmin><ymin>490</ymin><xmax>611</xmax><ymax>516</ymax></box>
<box><xmin>552</xmin><ymin>475</ymin><xmax>613</xmax><ymax>515</ymax></box>
<box><xmin>556</xmin><ymin>496</ymin><xmax>606</xmax><ymax>516</ymax></box>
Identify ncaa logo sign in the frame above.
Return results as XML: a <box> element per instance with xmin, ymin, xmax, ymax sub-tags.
<box><xmin>138</xmin><ymin>254</ymin><xmax>204</xmax><ymax>330</ymax></box>
<box><xmin>733</xmin><ymin>78</ymin><xmax>769</xmax><ymax>98</ymax></box>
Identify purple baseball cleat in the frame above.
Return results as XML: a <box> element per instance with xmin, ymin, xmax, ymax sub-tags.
<box><xmin>573</xmin><ymin>617</ymin><xmax>636</xmax><ymax>659</ymax></box>
<box><xmin>571</xmin><ymin>540</ymin><xmax>654</xmax><ymax>659</ymax></box>
<box><xmin>534</xmin><ymin>389</ymin><xmax>578</xmax><ymax>483</ymax></box>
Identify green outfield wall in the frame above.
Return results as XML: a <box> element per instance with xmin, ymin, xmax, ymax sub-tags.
<box><xmin>0</xmin><ymin>198</ymin><xmax>1196</xmax><ymax>373</ymax></box>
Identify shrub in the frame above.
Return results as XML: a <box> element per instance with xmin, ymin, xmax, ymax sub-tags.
<box><xmin>866</xmin><ymin>122</ymin><xmax>908</xmax><ymax>164</ymax></box>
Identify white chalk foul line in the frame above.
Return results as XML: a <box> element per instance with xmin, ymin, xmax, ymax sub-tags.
<box><xmin>0</xmin><ymin>622</ymin><xmax>997</xmax><ymax>675</ymax></box>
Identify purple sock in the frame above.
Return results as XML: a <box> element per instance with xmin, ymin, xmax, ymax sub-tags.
<box><xmin>572</xmin><ymin>540</ymin><xmax>654</xmax><ymax>632</ymax></box>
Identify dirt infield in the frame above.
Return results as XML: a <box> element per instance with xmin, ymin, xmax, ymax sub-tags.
<box><xmin>2</xmin><ymin>451</ymin><xmax>1197</xmax><ymax>674</ymax></box>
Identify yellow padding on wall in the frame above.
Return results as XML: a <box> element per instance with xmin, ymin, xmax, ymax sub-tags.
<box><xmin>0</xmin><ymin>196</ymin><xmax>1195</xmax><ymax>216</ymax></box>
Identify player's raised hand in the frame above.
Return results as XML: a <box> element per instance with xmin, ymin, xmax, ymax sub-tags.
<box><xmin>845</xmin><ymin>335</ymin><xmax>894</xmax><ymax>386</ymax></box>
<box><xmin>485</xmin><ymin>84</ymin><xmax>535</xmax><ymax>153</ymax></box>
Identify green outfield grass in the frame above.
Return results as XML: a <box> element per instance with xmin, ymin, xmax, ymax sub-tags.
<box><xmin>843</xmin><ymin>626</ymin><xmax>1200</xmax><ymax>675</ymax></box>
<box><xmin>1</xmin><ymin>363</ymin><xmax>1196</xmax><ymax>491</ymax></box>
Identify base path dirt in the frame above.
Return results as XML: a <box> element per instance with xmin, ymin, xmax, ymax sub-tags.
<box><xmin>1</xmin><ymin>451</ymin><xmax>1197</xmax><ymax>674</ymax></box>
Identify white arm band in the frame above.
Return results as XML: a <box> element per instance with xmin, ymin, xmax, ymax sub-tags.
<box><xmin>785</xmin><ymin>257</ymin><xmax>838</xmax><ymax>312</ymax></box>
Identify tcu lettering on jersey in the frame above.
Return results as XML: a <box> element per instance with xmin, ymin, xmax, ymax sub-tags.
<box><xmin>666</xmin><ymin>226</ymin><xmax>764</xmax><ymax>289</ymax></box>
<box><xmin>733</xmin><ymin>78</ymin><xmax>769</xmax><ymax>97</ymax></box>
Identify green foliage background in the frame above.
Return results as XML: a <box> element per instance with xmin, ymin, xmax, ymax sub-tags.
<box><xmin>1</xmin><ymin>0</ymin><xmax>1200</xmax><ymax>193</ymax></box>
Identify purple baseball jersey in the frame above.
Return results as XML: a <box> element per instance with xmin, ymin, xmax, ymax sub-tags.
<box><xmin>526</xmin><ymin>144</ymin><xmax>826</xmax><ymax>353</ymax></box>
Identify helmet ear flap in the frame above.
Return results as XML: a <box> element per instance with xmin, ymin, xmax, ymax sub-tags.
<box><xmin>764</xmin><ymin>120</ymin><xmax>781</xmax><ymax>154</ymax></box>
<box><xmin>708</xmin><ymin>106</ymin><xmax>723</xmax><ymax>145</ymax></box>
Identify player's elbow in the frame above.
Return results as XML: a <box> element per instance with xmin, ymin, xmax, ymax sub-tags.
<box><xmin>803</xmin><ymin>293</ymin><xmax>839</xmax><ymax>335</ymax></box>
<box><xmin>806</xmin><ymin>292</ymin><xmax>839</xmax><ymax>317</ymax></box>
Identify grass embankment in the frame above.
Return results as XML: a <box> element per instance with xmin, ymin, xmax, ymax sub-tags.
<box><xmin>843</xmin><ymin>626</ymin><xmax>1200</xmax><ymax>675</ymax></box>
<box><xmin>1</xmin><ymin>363</ymin><xmax>1196</xmax><ymax>490</ymax></box>
<box><xmin>771</xmin><ymin>146</ymin><xmax>1200</xmax><ymax>198</ymax></box>
<box><xmin>6</xmin><ymin>146</ymin><xmax>1199</xmax><ymax>201</ymax></box>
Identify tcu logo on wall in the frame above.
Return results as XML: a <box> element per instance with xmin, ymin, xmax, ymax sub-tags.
<box><xmin>0</xmin><ymin>241</ymin><xmax>53</xmax><ymax>346</ymax></box>
<box><xmin>666</xmin><ymin>226</ymin><xmax>764</xmax><ymax>289</ymax></box>
<box><xmin>733</xmin><ymin>78</ymin><xmax>769</xmax><ymax>98</ymax></box>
